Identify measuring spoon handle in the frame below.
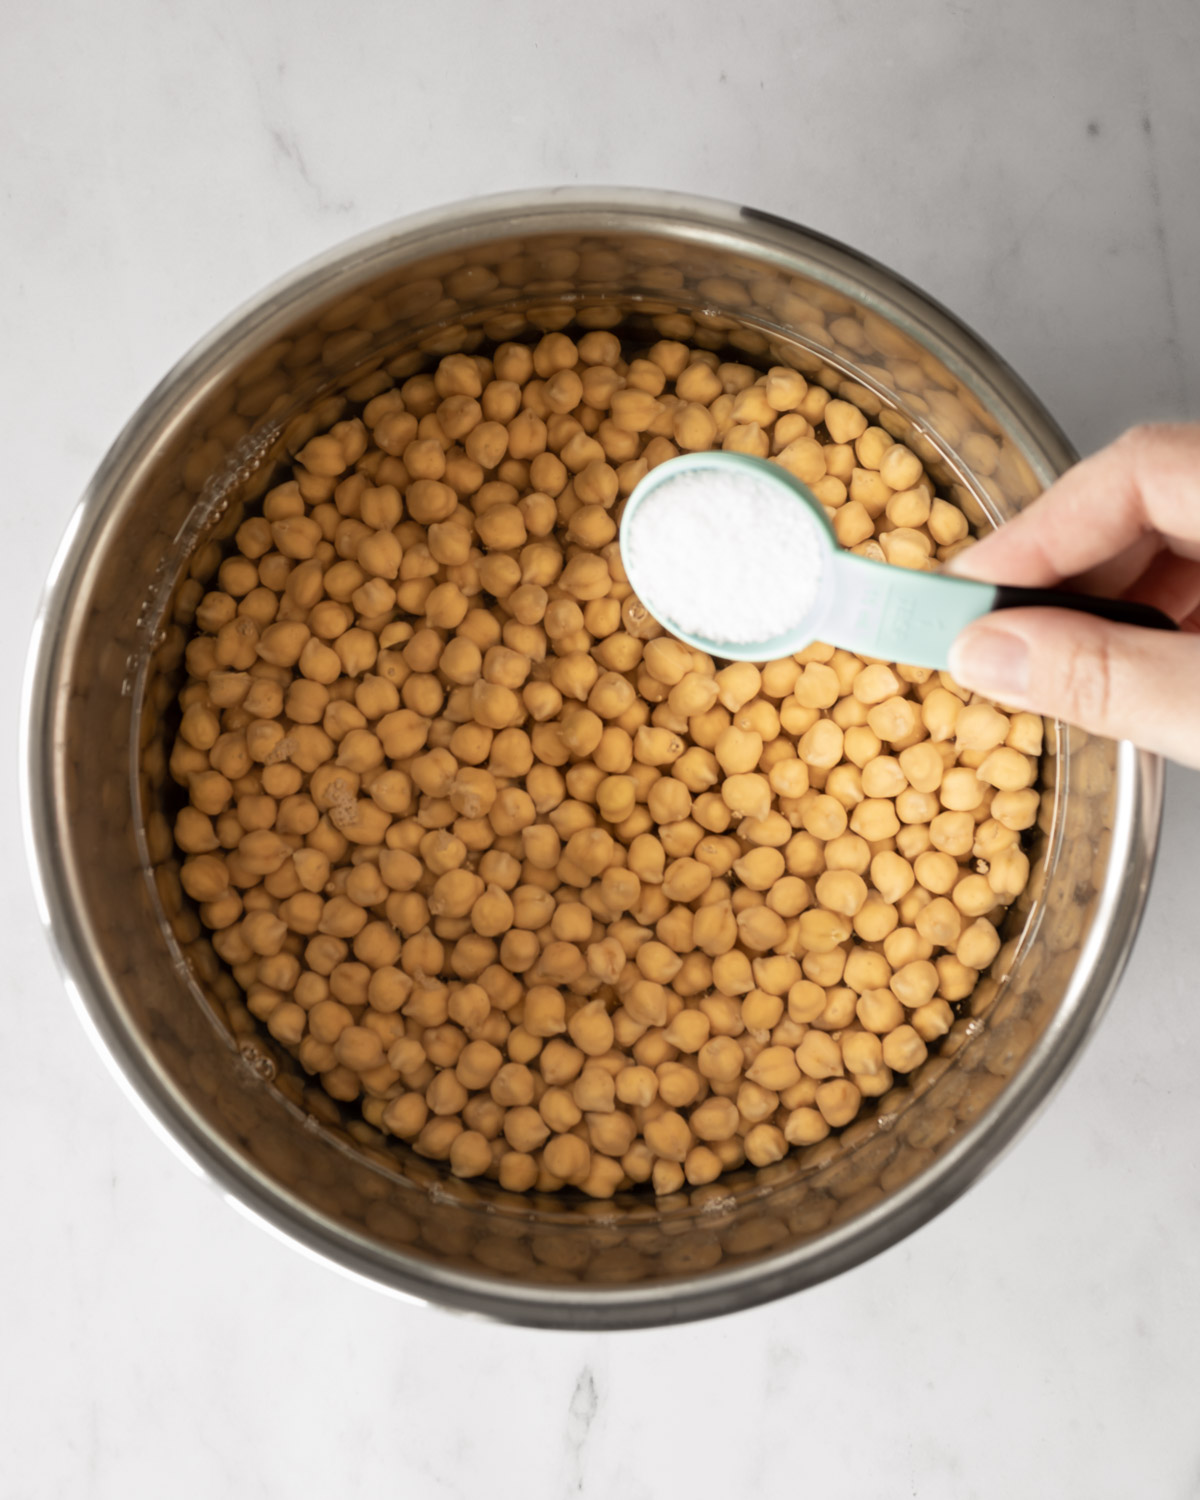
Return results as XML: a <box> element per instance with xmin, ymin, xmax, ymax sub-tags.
<box><xmin>990</xmin><ymin>585</ymin><xmax>1178</xmax><ymax>632</ymax></box>
<box><xmin>824</xmin><ymin>554</ymin><xmax>1178</xmax><ymax>672</ymax></box>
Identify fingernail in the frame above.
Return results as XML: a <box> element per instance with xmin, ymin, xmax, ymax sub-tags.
<box><xmin>949</xmin><ymin>625</ymin><xmax>1030</xmax><ymax>699</ymax></box>
<box><xmin>943</xmin><ymin>550</ymin><xmax>985</xmax><ymax>580</ymax></box>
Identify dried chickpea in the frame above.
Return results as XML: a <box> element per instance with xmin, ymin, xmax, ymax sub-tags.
<box><xmin>173</xmin><ymin>340</ymin><xmax>1039</xmax><ymax>1198</ymax></box>
<box><xmin>881</xmin><ymin>1025</ymin><xmax>928</xmax><ymax>1074</ymax></box>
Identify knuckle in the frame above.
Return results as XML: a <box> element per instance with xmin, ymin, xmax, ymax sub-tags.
<box><xmin>1118</xmin><ymin>421</ymin><xmax>1166</xmax><ymax>450</ymax></box>
<box><xmin>1117</xmin><ymin>420</ymin><xmax>1194</xmax><ymax>458</ymax></box>
<box><xmin>1054</xmin><ymin>633</ymin><xmax>1116</xmax><ymax>731</ymax></box>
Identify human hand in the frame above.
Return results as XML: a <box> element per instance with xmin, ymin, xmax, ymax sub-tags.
<box><xmin>946</xmin><ymin>424</ymin><xmax>1200</xmax><ymax>768</ymax></box>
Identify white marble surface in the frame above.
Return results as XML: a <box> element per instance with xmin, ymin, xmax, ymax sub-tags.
<box><xmin>3</xmin><ymin>2</ymin><xmax>1200</xmax><ymax>1496</ymax></box>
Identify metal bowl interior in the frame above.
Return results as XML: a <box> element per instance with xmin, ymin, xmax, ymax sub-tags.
<box><xmin>24</xmin><ymin>189</ymin><xmax>1162</xmax><ymax>1328</ymax></box>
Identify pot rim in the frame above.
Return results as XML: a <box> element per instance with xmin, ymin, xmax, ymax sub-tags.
<box><xmin>22</xmin><ymin>187</ymin><xmax>1164</xmax><ymax>1329</ymax></box>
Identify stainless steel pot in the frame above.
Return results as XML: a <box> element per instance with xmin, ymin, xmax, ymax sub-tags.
<box><xmin>24</xmin><ymin>189</ymin><xmax>1162</xmax><ymax>1328</ymax></box>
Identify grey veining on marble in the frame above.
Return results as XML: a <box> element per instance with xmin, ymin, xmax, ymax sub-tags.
<box><xmin>2</xmin><ymin>2</ymin><xmax>1199</xmax><ymax>1497</ymax></box>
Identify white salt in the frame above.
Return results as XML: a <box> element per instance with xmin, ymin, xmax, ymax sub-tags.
<box><xmin>623</xmin><ymin>468</ymin><xmax>825</xmax><ymax>644</ymax></box>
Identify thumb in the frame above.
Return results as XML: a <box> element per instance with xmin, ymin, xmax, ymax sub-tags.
<box><xmin>947</xmin><ymin>608</ymin><xmax>1200</xmax><ymax>768</ymax></box>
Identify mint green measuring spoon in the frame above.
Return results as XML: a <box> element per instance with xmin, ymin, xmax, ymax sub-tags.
<box><xmin>618</xmin><ymin>452</ymin><xmax>1175</xmax><ymax>669</ymax></box>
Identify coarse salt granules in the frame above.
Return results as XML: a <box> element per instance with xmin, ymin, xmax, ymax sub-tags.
<box><xmin>623</xmin><ymin>467</ymin><xmax>824</xmax><ymax>644</ymax></box>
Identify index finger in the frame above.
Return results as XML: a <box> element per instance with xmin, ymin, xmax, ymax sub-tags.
<box><xmin>947</xmin><ymin>423</ymin><xmax>1200</xmax><ymax>587</ymax></box>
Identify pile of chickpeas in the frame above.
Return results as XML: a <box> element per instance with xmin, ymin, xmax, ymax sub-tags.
<box><xmin>170</xmin><ymin>329</ymin><xmax>1042</xmax><ymax>1200</ymax></box>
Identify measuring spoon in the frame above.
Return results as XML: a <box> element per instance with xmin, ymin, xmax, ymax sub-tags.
<box><xmin>618</xmin><ymin>452</ymin><xmax>1176</xmax><ymax>669</ymax></box>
